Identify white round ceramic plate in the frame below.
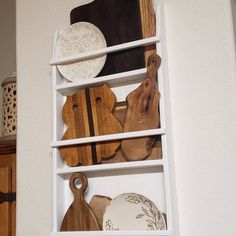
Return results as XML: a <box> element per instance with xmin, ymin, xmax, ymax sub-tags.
<box><xmin>55</xmin><ymin>22</ymin><xmax>107</xmax><ymax>81</ymax></box>
<box><xmin>103</xmin><ymin>193</ymin><xmax>166</xmax><ymax>231</ymax></box>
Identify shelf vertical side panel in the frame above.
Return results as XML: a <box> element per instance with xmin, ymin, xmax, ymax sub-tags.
<box><xmin>157</xmin><ymin>0</ymin><xmax>179</xmax><ymax>235</ymax></box>
<box><xmin>52</xmin><ymin>30</ymin><xmax>58</xmax><ymax>143</ymax></box>
<box><xmin>52</xmin><ymin>30</ymin><xmax>67</xmax><ymax>232</ymax></box>
<box><xmin>52</xmin><ymin>149</ymin><xmax>58</xmax><ymax>232</ymax></box>
<box><xmin>155</xmin><ymin>0</ymin><xmax>173</xmax><ymax>231</ymax></box>
<box><xmin>52</xmin><ymin>31</ymin><xmax>59</xmax><ymax>232</ymax></box>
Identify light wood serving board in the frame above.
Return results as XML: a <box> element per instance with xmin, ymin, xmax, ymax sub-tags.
<box><xmin>89</xmin><ymin>195</ymin><xmax>112</xmax><ymax>229</ymax></box>
<box><xmin>121</xmin><ymin>54</ymin><xmax>161</xmax><ymax>161</ymax></box>
<box><xmin>60</xmin><ymin>84</ymin><xmax>123</xmax><ymax>166</ymax></box>
<box><xmin>139</xmin><ymin>0</ymin><xmax>157</xmax><ymax>65</ymax></box>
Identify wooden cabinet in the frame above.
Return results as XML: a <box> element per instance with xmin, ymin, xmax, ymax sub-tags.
<box><xmin>0</xmin><ymin>137</ymin><xmax>16</xmax><ymax>236</ymax></box>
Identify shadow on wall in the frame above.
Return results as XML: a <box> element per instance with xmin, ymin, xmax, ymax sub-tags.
<box><xmin>231</xmin><ymin>0</ymin><xmax>236</xmax><ymax>45</ymax></box>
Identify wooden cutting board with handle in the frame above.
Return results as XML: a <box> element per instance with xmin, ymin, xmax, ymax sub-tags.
<box><xmin>60</xmin><ymin>172</ymin><xmax>100</xmax><ymax>231</ymax></box>
<box><xmin>60</xmin><ymin>84</ymin><xmax>123</xmax><ymax>166</ymax></box>
<box><xmin>121</xmin><ymin>53</ymin><xmax>161</xmax><ymax>161</ymax></box>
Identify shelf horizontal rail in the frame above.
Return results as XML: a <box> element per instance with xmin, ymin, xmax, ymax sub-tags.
<box><xmin>50</xmin><ymin>36</ymin><xmax>159</xmax><ymax>66</ymax></box>
<box><xmin>56</xmin><ymin>68</ymin><xmax>147</xmax><ymax>95</ymax></box>
<box><xmin>52</xmin><ymin>128</ymin><xmax>165</xmax><ymax>148</ymax></box>
<box><xmin>51</xmin><ymin>229</ymin><xmax>171</xmax><ymax>236</ymax></box>
<box><xmin>56</xmin><ymin>159</ymin><xmax>164</xmax><ymax>175</ymax></box>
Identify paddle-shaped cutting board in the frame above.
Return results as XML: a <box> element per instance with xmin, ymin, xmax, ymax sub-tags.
<box><xmin>70</xmin><ymin>0</ymin><xmax>145</xmax><ymax>76</ymax></box>
<box><xmin>121</xmin><ymin>54</ymin><xmax>161</xmax><ymax>161</ymax></box>
<box><xmin>60</xmin><ymin>173</ymin><xmax>100</xmax><ymax>231</ymax></box>
<box><xmin>60</xmin><ymin>84</ymin><xmax>123</xmax><ymax>166</ymax></box>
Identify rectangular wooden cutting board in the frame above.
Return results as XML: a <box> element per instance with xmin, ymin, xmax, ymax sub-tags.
<box><xmin>70</xmin><ymin>0</ymin><xmax>148</xmax><ymax>76</ymax></box>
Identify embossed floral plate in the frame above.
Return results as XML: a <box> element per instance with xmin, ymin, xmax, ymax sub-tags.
<box><xmin>103</xmin><ymin>193</ymin><xmax>166</xmax><ymax>231</ymax></box>
<box><xmin>55</xmin><ymin>22</ymin><xmax>107</xmax><ymax>81</ymax></box>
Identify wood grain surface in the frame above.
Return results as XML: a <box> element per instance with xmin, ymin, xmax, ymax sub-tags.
<box><xmin>70</xmin><ymin>0</ymin><xmax>145</xmax><ymax>76</ymax></box>
<box><xmin>60</xmin><ymin>173</ymin><xmax>100</xmax><ymax>231</ymax></box>
<box><xmin>60</xmin><ymin>84</ymin><xmax>122</xmax><ymax>166</ymax></box>
<box><xmin>89</xmin><ymin>195</ymin><xmax>111</xmax><ymax>229</ymax></box>
<box><xmin>121</xmin><ymin>54</ymin><xmax>161</xmax><ymax>161</ymax></box>
<box><xmin>0</xmin><ymin>153</ymin><xmax>16</xmax><ymax>236</ymax></box>
<box><xmin>139</xmin><ymin>0</ymin><xmax>157</xmax><ymax>65</ymax></box>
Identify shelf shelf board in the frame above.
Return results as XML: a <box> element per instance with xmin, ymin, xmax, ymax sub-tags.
<box><xmin>50</xmin><ymin>36</ymin><xmax>159</xmax><ymax>66</ymax></box>
<box><xmin>56</xmin><ymin>68</ymin><xmax>147</xmax><ymax>96</ymax></box>
<box><xmin>52</xmin><ymin>128</ymin><xmax>165</xmax><ymax>148</ymax></box>
<box><xmin>51</xmin><ymin>229</ymin><xmax>171</xmax><ymax>236</ymax></box>
<box><xmin>56</xmin><ymin>159</ymin><xmax>164</xmax><ymax>176</ymax></box>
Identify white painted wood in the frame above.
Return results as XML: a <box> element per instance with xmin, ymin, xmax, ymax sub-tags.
<box><xmin>56</xmin><ymin>68</ymin><xmax>147</xmax><ymax>96</ymax></box>
<box><xmin>156</xmin><ymin>2</ymin><xmax>178</xmax><ymax>234</ymax></box>
<box><xmin>155</xmin><ymin>2</ymin><xmax>173</xmax><ymax>229</ymax></box>
<box><xmin>56</xmin><ymin>159</ymin><xmax>164</xmax><ymax>175</ymax></box>
<box><xmin>52</xmin><ymin>33</ymin><xmax>59</xmax><ymax>143</ymax></box>
<box><xmin>50</xmin><ymin>36</ymin><xmax>160</xmax><ymax>66</ymax></box>
<box><xmin>52</xmin><ymin>128</ymin><xmax>165</xmax><ymax>147</ymax></box>
<box><xmin>51</xmin><ymin>1</ymin><xmax>176</xmax><ymax>235</ymax></box>
<box><xmin>51</xmin><ymin>230</ymin><xmax>172</xmax><ymax>236</ymax></box>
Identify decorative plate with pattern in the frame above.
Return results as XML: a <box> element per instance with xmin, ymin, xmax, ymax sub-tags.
<box><xmin>55</xmin><ymin>22</ymin><xmax>107</xmax><ymax>81</ymax></box>
<box><xmin>103</xmin><ymin>193</ymin><xmax>166</xmax><ymax>231</ymax></box>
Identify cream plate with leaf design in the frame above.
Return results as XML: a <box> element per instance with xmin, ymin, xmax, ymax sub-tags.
<box><xmin>55</xmin><ymin>22</ymin><xmax>107</xmax><ymax>81</ymax></box>
<box><xmin>103</xmin><ymin>193</ymin><xmax>166</xmax><ymax>231</ymax></box>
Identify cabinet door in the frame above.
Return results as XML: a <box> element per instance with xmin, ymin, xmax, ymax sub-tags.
<box><xmin>0</xmin><ymin>154</ymin><xmax>16</xmax><ymax>236</ymax></box>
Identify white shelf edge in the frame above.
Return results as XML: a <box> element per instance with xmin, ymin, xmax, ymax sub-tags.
<box><xmin>56</xmin><ymin>68</ymin><xmax>147</xmax><ymax>95</ymax></box>
<box><xmin>50</xmin><ymin>36</ymin><xmax>159</xmax><ymax>65</ymax></box>
<box><xmin>55</xmin><ymin>159</ymin><xmax>164</xmax><ymax>175</ymax></box>
<box><xmin>52</xmin><ymin>128</ymin><xmax>165</xmax><ymax>148</ymax></box>
<box><xmin>51</xmin><ymin>229</ymin><xmax>171</xmax><ymax>236</ymax></box>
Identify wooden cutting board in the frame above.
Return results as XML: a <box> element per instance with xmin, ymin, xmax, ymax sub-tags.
<box><xmin>139</xmin><ymin>0</ymin><xmax>157</xmax><ymax>65</ymax></box>
<box><xmin>70</xmin><ymin>0</ymin><xmax>145</xmax><ymax>76</ymax></box>
<box><xmin>121</xmin><ymin>54</ymin><xmax>161</xmax><ymax>161</ymax></box>
<box><xmin>89</xmin><ymin>195</ymin><xmax>112</xmax><ymax>229</ymax></box>
<box><xmin>60</xmin><ymin>84</ymin><xmax>123</xmax><ymax>166</ymax></box>
<box><xmin>60</xmin><ymin>173</ymin><xmax>100</xmax><ymax>231</ymax></box>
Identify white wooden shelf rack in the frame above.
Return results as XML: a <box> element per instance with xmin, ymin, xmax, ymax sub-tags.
<box><xmin>51</xmin><ymin>1</ymin><xmax>177</xmax><ymax>235</ymax></box>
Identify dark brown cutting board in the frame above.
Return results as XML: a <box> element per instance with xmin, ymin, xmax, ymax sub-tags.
<box><xmin>60</xmin><ymin>84</ymin><xmax>123</xmax><ymax>166</ymax></box>
<box><xmin>70</xmin><ymin>0</ymin><xmax>145</xmax><ymax>76</ymax></box>
<box><xmin>121</xmin><ymin>54</ymin><xmax>161</xmax><ymax>161</ymax></box>
<box><xmin>60</xmin><ymin>173</ymin><xmax>100</xmax><ymax>231</ymax></box>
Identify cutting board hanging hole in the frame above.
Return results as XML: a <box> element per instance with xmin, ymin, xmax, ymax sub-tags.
<box><xmin>74</xmin><ymin>178</ymin><xmax>82</xmax><ymax>190</ymax></box>
<box><xmin>70</xmin><ymin>173</ymin><xmax>88</xmax><ymax>196</ymax></box>
<box><xmin>72</xmin><ymin>104</ymin><xmax>79</xmax><ymax>112</ymax></box>
<box><xmin>96</xmin><ymin>97</ymin><xmax>102</xmax><ymax>104</ymax></box>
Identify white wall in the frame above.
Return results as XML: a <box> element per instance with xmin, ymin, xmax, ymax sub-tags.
<box><xmin>0</xmin><ymin>0</ymin><xmax>16</xmax><ymax>135</ymax></box>
<box><xmin>164</xmin><ymin>0</ymin><xmax>236</xmax><ymax>235</ymax></box>
<box><xmin>16</xmin><ymin>0</ymin><xmax>236</xmax><ymax>236</ymax></box>
<box><xmin>16</xmin><ymin>1</ymin><xmax>93</xmax><ymax>235</ymax></box>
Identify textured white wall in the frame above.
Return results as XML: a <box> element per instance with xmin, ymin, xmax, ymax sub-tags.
<box><xmin>0</xmin><ymin>0</ymin><xmax>16</xmax><ymax>135</ymax></box>
<box><xmin>16</xmin><ymin>0</ymin><xmax>236</xmax><ymax>236</ymax></box>
<box><xmin>164</xmin><ymin>0</ymin><xmax>236</xmax><ymax>235</ymax></box>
